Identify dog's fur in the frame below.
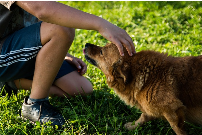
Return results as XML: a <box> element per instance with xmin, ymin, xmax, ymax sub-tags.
<box><xmin>84</xmin><ymin>43</ymin><xmax>202</xmax><ymax>135</ymax></box>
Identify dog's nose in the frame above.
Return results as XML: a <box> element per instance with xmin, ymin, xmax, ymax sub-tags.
<box><xmin>84</xmin><ymin>43</ymin><xmax>91</xmax><ymax>54</ymax></box>
<box><xmin>85</xmin><ymin>43</ymin><xmax>91</xmax><ymax>48</ymax></box>
<box><xmin>83</xmin><ymin>49</ymin><xmax>86</xmax><ymax>55</ymax></box>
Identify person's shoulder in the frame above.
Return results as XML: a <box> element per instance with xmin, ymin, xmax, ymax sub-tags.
<box><xmin>0</xmin><ymin>1</ymin><xmax>15</xmax><ymax>10</ymax></box>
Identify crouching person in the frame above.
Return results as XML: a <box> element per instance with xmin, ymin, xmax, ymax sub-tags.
<box><xmin>0</xmin><ymin>1</ymin><xmax>135</xmax><ymax>126</ymax></box>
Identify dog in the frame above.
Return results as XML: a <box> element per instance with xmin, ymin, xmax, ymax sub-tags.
<box><xmin>84</xmin><ymin>43</ymin><xmax>202</xmax><ymax>135</ymax></box>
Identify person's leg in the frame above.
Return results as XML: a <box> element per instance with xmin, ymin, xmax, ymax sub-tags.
<box><xmin>21</xmin><ymin>23</ymin><xmax>75</xmax><ymax>126</ymax></box>
<box><xmin>0</xmin><ymin>21</ymin><xmax>75</xmax><ymax>125</ymax></box>
<box><xmin>14</xmin><ymin>71</ymin><xmax>93</xmax><ymax>98</ymax></box>
<box><xmin>54</xmin><ymin>70</ymin><xmax>93</xmax><ymax>97</ymax></box>
<box><xmin>14</xmin><ymin>78</ymin><xmax>67</xmax><ymax>97</ymax></box>
<box><xmin>14</xmin><ymin>57</ymin><xmax>93</xmax><ymax>97</ymax></box>
<box><xmin>30</xmin><ymin>22</ymin><xmax>75</xmax><ymax>99</ymax></box>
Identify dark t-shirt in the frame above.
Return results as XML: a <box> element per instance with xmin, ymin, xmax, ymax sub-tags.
<box><xmin>0</xmin><ymin>1</ymin><xmax>38</xmax><ymax>50</ymax></box>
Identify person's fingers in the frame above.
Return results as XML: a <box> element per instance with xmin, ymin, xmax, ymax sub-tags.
<box><xmin>113</xmin><ymin>35</ymin><xmax>135</xmax><ymax>56</ymax></box>
<box><xmin>121</xmin><ymin>39</ymin><xmax>133</xmax><ymax>56</ymax></box>
<box><xmin>113</xmin><ymin>40</ymin><xmax>124</xmax><ymax>56</ymax></box>
<box><xmin>99</xmin><ymin>23</ymin><xmax>136</xmax><ymax>56</ymax></box>
<box><xmin>125</xmin><ymin>35</ymin><xmax>136</xmax><ymax>54</ymax></box>
<box><xmin>77</xmin><ymin>60</ymin><xmax>87</xmax><ymax>75</ymax></box>
<box><xmin>81</xmin><ymin>65</ymin><xmax>87</xmax><ymax>75</ymax></box>
<box><xmin>75</xmin><ymin>62</ymin><xmax>81</xmax><ymax>70</ymax></box>
<box><xmin>112</xmin><ymin>29</ymin><xmax>135</xmax><ymax>56</ymax></box>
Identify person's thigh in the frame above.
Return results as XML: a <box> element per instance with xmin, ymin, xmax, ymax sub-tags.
<box><xmin>14</xmin><ymin>71</ymin><xmax>93</xmax><ymax>97</ymax></box>
<box><xmin>14</xmin><ymin>60</ymin><xmax>93</xmax><ymax>96</ymax></box>
<box><xmin>50</xmin><ymin>59</ymin><xmax>93</xmax><ymax>96</ymax></box>
<box><xmin>54</xmin><ymin>70</ymin><xmax>93</xmax><ymax>96</ymax></box>
<box><xmin>40</xmin><ymin>59</ymin><xmax>93</xmax><ymax>96</ymax></box>
<box><xmin>0</xmin><ymin>22</ymin><xmax>42</xmax><ymax>82</ymax></box>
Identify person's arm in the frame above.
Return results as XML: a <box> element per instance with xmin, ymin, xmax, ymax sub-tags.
<box><xmin>15</xmin><ymin>1</ymin><xmax>135</xmax><ymax>56</ymax></box>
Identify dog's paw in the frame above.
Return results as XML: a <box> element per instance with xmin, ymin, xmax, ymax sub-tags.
<box><xmin>124</xmin><ymin>122</ymin><xmax>137</xmax><ymax>130</ymax></box>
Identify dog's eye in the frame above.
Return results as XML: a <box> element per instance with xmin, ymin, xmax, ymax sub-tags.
<box><xmin>100</xmin><ymin>50</ymin><xmax>103</xmax><ymax>55</ymax></box>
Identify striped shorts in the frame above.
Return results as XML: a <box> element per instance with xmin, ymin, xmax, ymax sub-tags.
<box><xmin>0</xmin><ymin>22</ymin><xmax>76</xmax><ymax>82</ymax></box>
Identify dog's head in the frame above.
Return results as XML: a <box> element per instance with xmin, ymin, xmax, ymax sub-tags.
<box><xmin>84</xmin><ymin>43</ymin><xmax>132</xmax><ymax>85</ymax></box>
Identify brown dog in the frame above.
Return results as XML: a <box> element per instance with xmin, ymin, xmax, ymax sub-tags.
<box><xmin>84</xmin><ymin>43</ymin><xmax>202</xmax><ymax>135</ymax></box>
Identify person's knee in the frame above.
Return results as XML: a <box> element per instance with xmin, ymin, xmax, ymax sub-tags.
<box><xmin>69</xmin><ymin>73</ymin><xmax>93</xmax><ymax>96</ymax></box>
<box><xmin>70</xmin><ymin>77</ymin><xmax>93</xmax><ymax>96</ymax></box>
<box><xmin>54</xmin><ymin>71</ymin><xmax>93</xmax><ymax>96</ymax></box>
<box><xmin>81</xmin><ymin>79</ymin><xmax>93</xmax><ymax>95</ymax></box>
<box><xmin>56</xmin><ymin>26</ymin><xmax>75</xmax><ymax>44</ymax></box>
<box><xmin>40</xmin><ymin>22</ymin><xmax>75</xmax><ymax>47</ymax></box>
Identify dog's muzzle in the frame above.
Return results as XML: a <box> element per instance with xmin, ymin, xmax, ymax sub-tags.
<box><xmin>84</xmin><ymin>43</ymin><xmax>98</xmax><ymax>66</ymax></box>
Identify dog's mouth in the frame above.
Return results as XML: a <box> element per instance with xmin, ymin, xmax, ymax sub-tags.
<box><xmin>85</xmin><ymin>55</ymin><xmax>97</xmax><ymax>66</ymax></box>
<box><xmin>83</xmin><ymin>44</ymin><xmax>98</xmax><ymax>66</ymax></box>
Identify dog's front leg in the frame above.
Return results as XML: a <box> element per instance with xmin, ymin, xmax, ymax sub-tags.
<box><xmin>163</xmin><ymin>106</ymin><xmax>187</xmax><ymax>135</ymax></box>
<box><xmin>124</xmin><ymin>113</ymin><xmax>155</xmax><ymax>130</ymax></box>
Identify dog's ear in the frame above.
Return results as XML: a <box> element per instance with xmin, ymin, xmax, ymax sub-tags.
<box><xmin>117</xmin><ymin>62</ymin><xmax>132</xmax><ymax>84</ymax></box>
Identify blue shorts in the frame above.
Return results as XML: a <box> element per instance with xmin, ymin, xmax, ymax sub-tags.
<box><xmin>0</xmin><ymin>22</ymin><xmax>77</xmax><ymax>82</ymax></box>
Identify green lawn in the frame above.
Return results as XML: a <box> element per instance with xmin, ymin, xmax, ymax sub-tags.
<box><xmin>1</xmin><ymin>1</ymin><xmax>202</xmax><ymax>134</ymax></box>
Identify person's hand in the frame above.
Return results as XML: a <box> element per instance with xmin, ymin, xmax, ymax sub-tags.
<box><xmin>65</xmin><ymin>56</ymin><xmax>87</xmax><ymax>75</ymax></box>
<box><xmin>98</xmin><ymin>21</ymin><xmax>136</xmax><ymax>56</ymax></box>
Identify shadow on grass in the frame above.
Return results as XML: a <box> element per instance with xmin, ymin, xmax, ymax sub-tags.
<box><xmin>50</xmin><ymin>89</ymin><xmax>202</xmax><ymax>135</ymax></box>
<box><xmin>1</xmin><ymin>88</ymin><xmax>202</xmax><ymax>134</ymax></box>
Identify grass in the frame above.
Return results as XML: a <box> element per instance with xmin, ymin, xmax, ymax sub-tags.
<box><xmin>1</xmin><ymin>1</ymin><xmax>202</xmax><ymax>134</ymax></box>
